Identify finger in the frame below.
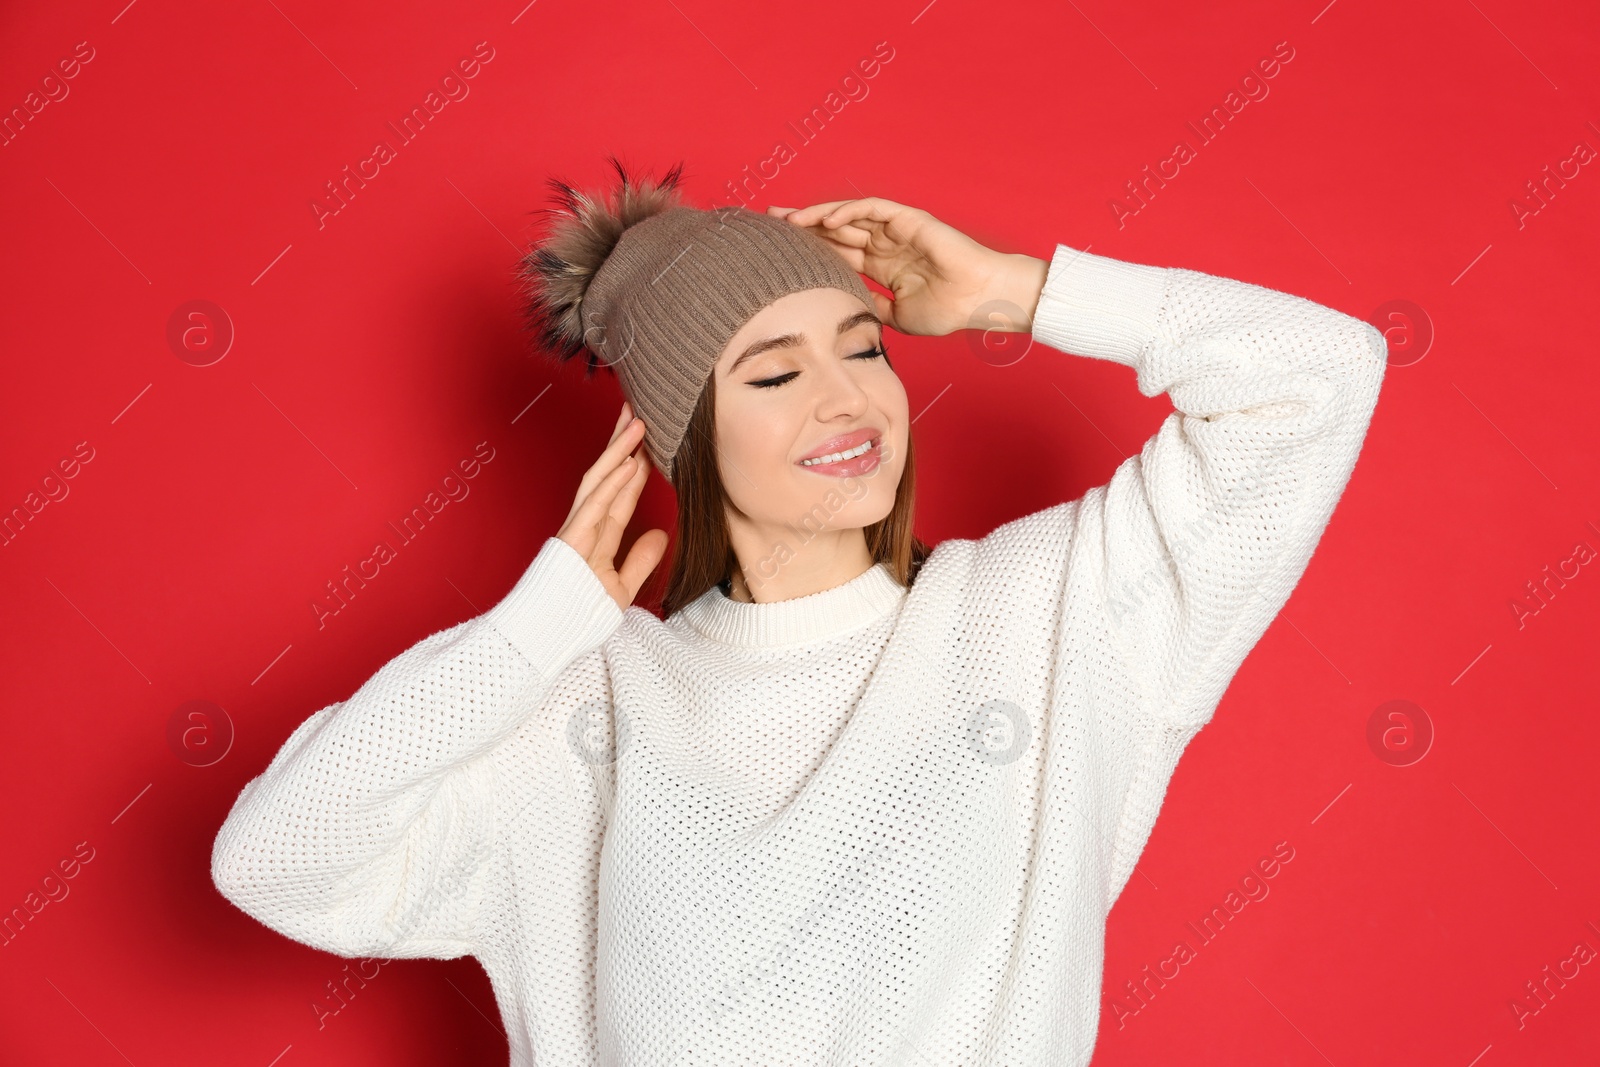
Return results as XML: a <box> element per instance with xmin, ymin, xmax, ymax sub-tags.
<box><xmin>816</xmin><ymin>197</ymin><xmax>905</xmax><ymax>230</ymax></box>
<box><xmin>594</xmin><ymin>441</ymin><xmax>655</xmax><ymax>548</ymax></box>
<box><xmin>789</xmin><ymin>211</ymin><xmax>898</xmax><ymax>262</ymax></box>
<box><xmin>565</xmin><ymin>448</ymin><xmax>636</xmax><ymax>539</ymax></box>
<box><xmin>804</xmin><ymin>226</ymin><xmax>872</xmax><ymax>266</ymax></box>
<box><xmin>565</xmin><ymin>416</ymin><xmax>640</xmax><ymax>531</ymax></box>
<box><xmin>801</xmin><ymin>216</ymin><xmax>875</xmax><ymax>247</ymax></box>
<box><xmin>571</xmin><ymin>453</ymin><xmax>641</xmax><ymax>558</ymax></box>
<box><xmin>797</xmin><ymin>229</ymin><xmax>868</xmax><ymax>274</ymax></box>
<box><xmin>780</xmin><ymin>217</ymin><xmax>874</xmax><ymax>269</ymax></box>
<box><xmin>871</xmin><ymin>290</ymin><xmax>900</xmax><ymax>332</ymax></box>
<box><xmin>577</xmin><ymin>417</ymin><xmax>645</xmax><ymax>501</ymax></box>
<box><xmin>617</xmin><ymin>528</ymin><xmax>670</xmax><ymax>603</ymax></box>
<box><xmin>591</xmin><ymin>472</ymin><xmax>641</xmax><ymax>575</ymax></box>
<box><xmin>608</xmin><ymin>401</ymin><xmax>633</xmax><ymax>444</ymax></box>
<box><xmin>780</xmin><ymin>199</ymin><xmax>858</xmax><ymax>227</ymax></box>
<box><xmin>600</xmin><ymin>448</ymin><xmax>652</xmax><ymax>555</ymax></box>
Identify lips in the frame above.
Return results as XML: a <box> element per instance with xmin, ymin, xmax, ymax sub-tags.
<box><xmin>796</xmin><ymin>428</ymin><xmax>881</xmax><ymax>465</ymax></box>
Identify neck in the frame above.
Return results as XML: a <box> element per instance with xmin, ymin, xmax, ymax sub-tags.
<box><xmin>723</xmin><ymin>527</ymin><xmax>875</xmax><ymax>604</ymax></box>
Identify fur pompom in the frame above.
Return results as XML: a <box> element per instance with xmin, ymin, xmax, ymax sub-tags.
<box><xmin>517</xmin><ymin>155</ymin><xmax>688</xmax><ymax>375</ymax></box>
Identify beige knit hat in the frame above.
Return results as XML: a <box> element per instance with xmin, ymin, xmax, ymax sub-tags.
<box><xmin>517</xmin><ymin>158</ymin><xmax>876</xmax><ymax>483</ymax></box>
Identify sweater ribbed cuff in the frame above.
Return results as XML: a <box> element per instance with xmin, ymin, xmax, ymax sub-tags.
<box><xmin>1030</xmin><ymin>244</ymin><xmax>1173</xmax><ymax>366</ymax></box>
<box><xmin>483</xmin><ymin>536</ymin><xmax>624</xmax><ymax>677</ymax></box>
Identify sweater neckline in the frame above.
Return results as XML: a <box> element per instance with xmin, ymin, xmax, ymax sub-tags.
<box><xmin>676</xmin><ymin>561</ymin><xmax>907</xmax><ymax>649</ymax></box>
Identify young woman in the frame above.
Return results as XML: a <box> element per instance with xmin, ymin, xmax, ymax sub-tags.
<box><xmin>212</xmin><ymin>159</ymin><xmax>1387</xmax><ymax>1066</ymax></box>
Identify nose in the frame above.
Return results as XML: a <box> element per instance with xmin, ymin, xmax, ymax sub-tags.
<box><xmin>812</xmin><ymin>356</ymin><xmax>871</xmax><ymax>421</ymax></box>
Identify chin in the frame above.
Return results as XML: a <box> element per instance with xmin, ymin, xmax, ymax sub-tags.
<box><xmin>828</xmin><ymin>488</ymin><xmax>898</xmax><ymax>530</ymax></box>
<box><xmin>766</xmin><ymin>483</ymin><xmax>887</xmax><ymax>533</ymax></box>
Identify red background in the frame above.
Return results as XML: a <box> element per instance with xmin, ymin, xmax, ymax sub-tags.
<box><xmin>3</xmin><ymin>0</ymin><xmax>1598</xmax><ymax>1063</ymax></box>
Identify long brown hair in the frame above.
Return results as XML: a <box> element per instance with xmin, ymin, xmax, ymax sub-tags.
<box><xmin>656</xmin><ymin>356</ymin><xmax>932</xmax><ymax>619</ymax></box>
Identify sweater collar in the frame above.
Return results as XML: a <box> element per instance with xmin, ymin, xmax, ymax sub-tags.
<box><xmin>676</xmin><ymin>561</ymin><xmax>907</xmax><ymax>648</ymax></box>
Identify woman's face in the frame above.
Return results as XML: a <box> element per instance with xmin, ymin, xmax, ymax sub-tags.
<box><xmin>712</xmin><ymin>286</ymin><xmax>908</xmax><ymax>553</ymax></box>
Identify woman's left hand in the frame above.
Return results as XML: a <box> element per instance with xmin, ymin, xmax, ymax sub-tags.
<box><xmin>768</xmin><ymin>198</ymin><xmax>1048</xmax><ymax>338</ymax></box>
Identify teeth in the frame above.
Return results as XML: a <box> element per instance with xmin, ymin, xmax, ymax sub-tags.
<box><xmin>801</xmin><ymin>438</ymin><xmax>875</xmax><ymax>466</ymax></box>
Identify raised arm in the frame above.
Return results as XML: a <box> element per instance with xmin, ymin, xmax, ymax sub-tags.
<box><xmin>210</xmin><ymin>535</ymin><xmax>623</xmax><ymax>959</ymax></box>
<box><xmin>772</xmin><ymin>198</ymin><xmax>1385</xmax><ymax>723</ymax></box>
<box><xmin>945</xmin><ymin>241</ymin><xmax>1387</xmax><ymax>909</ymax></box>
<box><xmin>213</xmin><ymin>402</ymin><xmax>661</xmax><ymax>958</ymax></box>
<box><xmin>1027</xmin><ymin>243</ymin><xmax>1386</xmax><ymax>724</ymax></box>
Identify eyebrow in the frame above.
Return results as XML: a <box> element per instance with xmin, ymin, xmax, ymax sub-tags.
<box><xmin>727</xmin><ymin>309</ymin><xmax>883</xmax><ymax>374</ymax></box>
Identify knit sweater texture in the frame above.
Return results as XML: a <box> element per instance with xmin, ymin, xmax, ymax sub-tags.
<box><xmin>211</xmin><ymin>243</ymin><xmax>1387</xmax><ymax>1066</ymax></box>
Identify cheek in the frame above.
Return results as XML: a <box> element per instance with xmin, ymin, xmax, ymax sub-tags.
<box><xmin>716</xmin><ymin>400</ymin><xmax>801</xmax><ymax>492</ymax></box>
<box><xmin>870</xmin><ymin>367</ymin><xmax>908</xmax><ymax>412</ymax></box>
<box><xmin>875</xmin><ymin>379</ymin><xmax>911</xmax><ymax>455</ymax></box>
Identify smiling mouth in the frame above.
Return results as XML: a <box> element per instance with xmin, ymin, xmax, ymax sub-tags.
<box><xmin>798</xmin><ymin>435</ymin><xmax>882</xmax><ymax>468</ymax></box>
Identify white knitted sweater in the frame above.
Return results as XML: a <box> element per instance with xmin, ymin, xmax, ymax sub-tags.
<box><xmin>212</xmin><ymin>243</ymin><xmax>1386</xmax><ymax>1066</ymax></box>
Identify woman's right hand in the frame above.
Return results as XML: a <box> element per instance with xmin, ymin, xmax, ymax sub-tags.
<box><xmin>556</xmin><ymin>401</ymin><xmax>670</xmax><ymax>612</ymax></box>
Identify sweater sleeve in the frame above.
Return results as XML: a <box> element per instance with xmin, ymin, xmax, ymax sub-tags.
<box><xmin>1029</xmin><ymin>243</ymin><xmax>1386</xmax><ymax>726</ymax></box>
<box><xmin>210</xmin><ymin>535</ymin><xmax>623</xmax><ymax>959</ymax></box>
<box><xmin>953</xmin><ymin>244</ymin><xmax>1385</xmax><ymax>910</ymax></box>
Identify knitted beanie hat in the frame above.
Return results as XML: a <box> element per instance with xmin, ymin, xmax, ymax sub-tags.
<box><xmin>517</xmin><ymin>158</ymin><xmax>876</xmax><ymax>483</ymax></box>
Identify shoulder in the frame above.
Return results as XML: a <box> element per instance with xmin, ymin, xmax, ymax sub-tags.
<box><xmin>887</xmin><ymin>499</ymin><xmax>1087</xmax><ymax>661</ymax></box>
<box><xmin>914</xmin><ymin>499</ymin><xmax>1084</xmax><ymax>597</ymax></box>
<box><xmin>602</xmin><ymin>603</ymin><xmax>703</xmax><ymax>659</ymax></box>
<box><xmin>609</xmin><ymin>604</ymin><xmax>667</xmax><ymax>643</ymax></box>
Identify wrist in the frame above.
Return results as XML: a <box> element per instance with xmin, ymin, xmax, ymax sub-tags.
<box><xmin>973</xmin><ymin>252</ymin><xmax>1050</xmax><ymax>334</ymax></box>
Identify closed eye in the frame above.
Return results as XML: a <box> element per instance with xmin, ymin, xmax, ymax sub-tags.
<box><xmin>751</xmin><ymin>346</ymin><xmax>887</xmax><ymax>389</ymax></box>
